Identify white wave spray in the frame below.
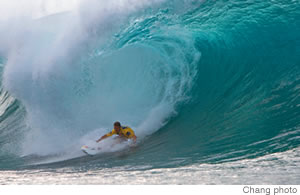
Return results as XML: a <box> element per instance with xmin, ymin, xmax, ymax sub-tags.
<box><xmin>0</xmin><ymin>0</ymin><xmax>199</xmax><ymax>161</ymax></box>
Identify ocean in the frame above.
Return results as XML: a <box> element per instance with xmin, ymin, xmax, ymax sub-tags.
<box><xmin>0</xmin><ymin>0</ymin><xmax>299</xmax><ymax>184</ymax></box>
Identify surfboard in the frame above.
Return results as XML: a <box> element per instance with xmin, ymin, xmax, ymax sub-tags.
<box><xmin>81</xmin><ymin>145</ymin><xmax>101</xmax><ymax>155</ymax></box>
<box><xmin>81</xmin><ymin>136</ymin><xmax>135</xmax><ymax>155</ymax></box>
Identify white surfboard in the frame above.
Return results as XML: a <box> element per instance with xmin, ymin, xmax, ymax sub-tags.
<box><xmin>81</xmin><ymin>136</ymin><xmax>135</xmax><ymax>155</ymax></box>
<box><xmin>81</xmin><ymin>145</ymin><xmax>102</xmax><ymax>155</ymax></box>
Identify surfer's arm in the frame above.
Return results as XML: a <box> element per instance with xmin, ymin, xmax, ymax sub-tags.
<box><xmin>132</xmin><ymin>135</ymin><xmax>137</xmax><ymax>143</ymax></box>
<box><xmin>96</xmin><ymin>130</ymin><xmax>115</xmax><ymax>142</ymax></box>
<box><xmin>96</xmin><ymin>134</ymin><xmax>108</xmax><ymax>142</ymax></box>
<box><xmin>126</xmin><ymin>128</ymin><xmax>137</xmax><ymax>142</ymax></box>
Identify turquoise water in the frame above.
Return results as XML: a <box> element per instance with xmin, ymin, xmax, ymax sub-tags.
<box><xmin>0</xmin><ymin>0</ymin><xmax>299</xmax><ymax>184</ymax></box>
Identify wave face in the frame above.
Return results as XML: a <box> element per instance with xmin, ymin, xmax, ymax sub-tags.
<box><xmin>0</xmin><ymin>0</ymin><xmax>299</xmax><ymax>173</ymax></box>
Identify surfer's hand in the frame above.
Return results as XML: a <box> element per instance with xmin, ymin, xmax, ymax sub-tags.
<box><xmin>132</xmin><ymin>135</ymin><xmax>137</xmax><ymax>143</ymax></box>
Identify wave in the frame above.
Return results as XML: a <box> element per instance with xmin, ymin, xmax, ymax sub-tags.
<box><xmin>0</xmin><ymin>0</ymin><xmax>299</xmax><ymax>169</ymax></box>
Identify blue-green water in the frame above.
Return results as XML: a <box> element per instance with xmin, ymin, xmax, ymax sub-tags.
<box><xmin>0</xmin><ymin>0</ymin><xmax>299</xmax><ymax>184</ymax></box>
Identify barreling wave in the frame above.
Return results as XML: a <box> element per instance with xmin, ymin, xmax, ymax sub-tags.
<box><xmin>0</xmin><ymin>0</ymin><xmax>299</xmax><ymax>169</ymax></box>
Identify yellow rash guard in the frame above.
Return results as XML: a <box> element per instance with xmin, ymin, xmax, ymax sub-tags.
<box><xmin>106</xmin><ymin>126</ymin><xmax>136</xmax><ymax>139</ymax></box>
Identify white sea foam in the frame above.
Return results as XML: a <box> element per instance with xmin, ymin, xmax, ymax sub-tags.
<box><xmin>0</xmin><ymin>0</ymin><xmax>199</xmax><ymax>160</ymax></box>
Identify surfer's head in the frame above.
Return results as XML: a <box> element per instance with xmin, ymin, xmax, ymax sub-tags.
<box><xmin>114</xmin><ymin>121</ymin><xmax>121</xmax><ymax>133</ymax></box>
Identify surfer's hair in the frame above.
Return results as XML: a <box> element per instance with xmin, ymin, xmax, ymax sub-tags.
<box><xmin>114</xmin><ymin>121</ymin><xmax>121</xmax><ymax>127</ymax></box>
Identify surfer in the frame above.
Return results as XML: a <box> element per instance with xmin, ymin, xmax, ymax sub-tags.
<box><xmin>96</xmin><ymin>121</ymin><xmax>137</xmax><ymax>143</ymax></box>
